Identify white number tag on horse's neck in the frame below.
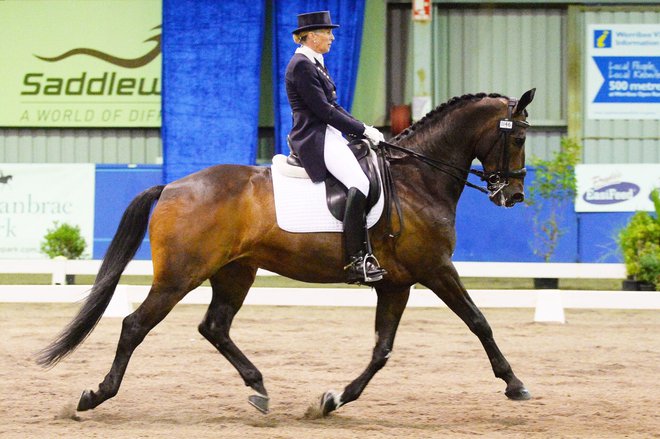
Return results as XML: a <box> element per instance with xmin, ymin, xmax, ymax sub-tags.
<box><xmin>499</xmin><ymin>120</ymin><xmax>513</xmax><ymax>131</ymax></box>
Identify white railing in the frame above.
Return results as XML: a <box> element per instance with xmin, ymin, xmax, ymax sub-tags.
<box><xmin>1</xmin><ymin>260</ymin><xmax>657</xmax><ymax>320</ymax></box>
<box><xmin>0</xmin><ymin>259</ymin><xmax>628</xmax><ymax>285</ymax></box>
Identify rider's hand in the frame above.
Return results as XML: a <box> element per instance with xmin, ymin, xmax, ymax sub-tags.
<box><xmin>363</xmin><ymin>124</ymin><xmax>385</xmax><ymax>145</ymax></box>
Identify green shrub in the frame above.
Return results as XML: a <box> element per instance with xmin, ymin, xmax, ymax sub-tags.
<box><xmin>527</xmin><ymin>137</ymin><xmax>581</xmax><ymax>203</ymax></box>
<box><xmin>618</xmin><ymin>189</ymin><xmax>660</xmax><ymax>287</ymax></box>
<box><xmin>40</xmin><ymin>222</ymin><xmax>87</xmax><ymax>259</ymax></box>
<box><xmin>525</xmin><ymin>137</ymin><xmax>581</xmax><ymax>262</ymax></box>
<box><xmin>637</xmin><ymin>247</ymin><xmax>660</xmax><ymax>289</ymax></box>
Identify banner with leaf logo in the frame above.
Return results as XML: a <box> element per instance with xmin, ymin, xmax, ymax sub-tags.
<box><xmin>0</xmin><ymin>0</ymin><xmax>161</xmax><ymax>127</ymax></box>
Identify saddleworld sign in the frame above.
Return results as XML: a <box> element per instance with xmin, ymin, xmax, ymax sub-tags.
<box><xmin>587</xmin><ymin>24</ymin><xmax>660</xmax><ymax>119</ymax></box>
<box><xmin>575</xmin><ymin>164</ymin><xmax>660</xmax><ymax>212</ymax></box>
<box><xmin>0</xmin><ymin>0</ymin><xmax>161</xmax><ymax>127</ymax></box>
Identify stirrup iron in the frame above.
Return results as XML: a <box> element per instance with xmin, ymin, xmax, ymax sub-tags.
<box><xmin>362</xmin><ymin>253</ymin><xmax>386</xmax><ymax>282</ymax></box>
<box><xmin>345</xmin><ymin>252</ymin><xmax>386</xmax><ymax>284</ymax></box>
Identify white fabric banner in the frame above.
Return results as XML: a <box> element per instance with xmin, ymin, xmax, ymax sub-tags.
<box><xmin>0</xmin><ymin>164</ymin><xmax>95</xmax><ymax>258</ymax></box>
<box><xmin>575</xmin><ymin>164</ymin><xmax>660</xmax><ymax>212</ymax></box>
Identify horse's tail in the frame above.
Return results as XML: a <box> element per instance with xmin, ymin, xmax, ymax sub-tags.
<box><xmin>36</xmin><ymin>185</ymin><xmax>165</xmax><ymax>368</ymax></box>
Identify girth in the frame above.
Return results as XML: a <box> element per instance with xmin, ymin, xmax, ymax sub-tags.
<box><xmin>286</xmin><ymin>140</ymin><xmax>381</xmax><ymax>221</ymax></box>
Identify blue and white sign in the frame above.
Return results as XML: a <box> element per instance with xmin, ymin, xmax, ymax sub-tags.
<box><xmin>576</xmin><ymin>164</ymin><xmax>660</xmax><ymax>212</ymax></box>
<box><xmin>587</xmin><ymin>24</ymin><xmax>660</xmax><ymax>119</ymax></box>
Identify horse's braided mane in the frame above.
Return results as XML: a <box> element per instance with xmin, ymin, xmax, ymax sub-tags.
<box><xmin>392</xmin><ymin>92</ymin><xmax>506</xmax><ymax>143</ymax></box>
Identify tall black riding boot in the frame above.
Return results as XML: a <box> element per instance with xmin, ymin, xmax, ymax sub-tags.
<box><xmin>343</xmin><ymin>187</ymin><xmax>386</xmax><ymax>284</ymax></box>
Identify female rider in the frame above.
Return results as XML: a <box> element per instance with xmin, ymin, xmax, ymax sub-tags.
<box><xmin>285</xmin><ymin>11</ymin><xmax>386</xmax><ymax>283</ymax></box>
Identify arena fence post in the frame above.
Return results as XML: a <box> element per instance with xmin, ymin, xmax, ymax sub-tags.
<box><xmin>103</xmin><ymin>285</ymin><xmax>133</xmax><ymax>318</ymax></box>
<box><xmin>534</xmin><ymin>289</ymin><xmax>565</xmax><ymax>323</ymax></box>
<box><xmin>51</xmin><ymin>256</ymin><xmax>67</xmax><ymax>285</ymax></box>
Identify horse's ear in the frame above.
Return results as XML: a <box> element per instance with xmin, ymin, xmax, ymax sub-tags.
<box><xmin>514</xmin><ymin>88</ymin><xmax>536</xmax><ymax>115</ymax></box>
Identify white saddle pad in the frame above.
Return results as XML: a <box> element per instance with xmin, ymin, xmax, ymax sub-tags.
<box><xmin>271</xmin><ymin>154</ymin><xmax>384</xmax><ymax>233</ymax></box>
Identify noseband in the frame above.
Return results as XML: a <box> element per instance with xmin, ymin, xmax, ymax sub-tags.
<box><xmin>471</xmin><ymin>98</ymin><xmax>529</xmax><ymax>196</ymax></box>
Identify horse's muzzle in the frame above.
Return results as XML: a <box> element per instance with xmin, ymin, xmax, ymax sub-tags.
<box><xmin>510</xmin><ymin>192</ymin><xmax>524</xmax><ymax>204</ymax></box>
<box><xmin>490</xmin><ymin>185</ymin><xmax>525</xmax><ymax>208</ymax></box>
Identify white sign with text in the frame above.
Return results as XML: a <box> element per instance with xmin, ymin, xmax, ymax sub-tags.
<box><xmin>575</xmin><ymin>164</ymin><xmax>660</xmax><ymax>212</ymax></box>
<box><xmin>0</xmin><ymin>164</ymin><xmax>95</xmax><ymax>258</ymax></box>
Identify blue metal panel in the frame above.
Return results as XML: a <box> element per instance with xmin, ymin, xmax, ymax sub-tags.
<box><xmin>93</xmin><ymin>165</ymin><xmax>163</xmax><ymax>260</ymax></box>
<box><xmin>454</xmin><ymin>167</ymin><xmax>579</xmax><ymax>262</ymax></box>
<box><xmin>454</xmin><ymin>166</ymin><xmax>629</xmax><ymax>264</ymax></box>
<box><xmin>577</xmin><ymin>212</ymin><xmax>631</xmax><ymax>263</ymax></box>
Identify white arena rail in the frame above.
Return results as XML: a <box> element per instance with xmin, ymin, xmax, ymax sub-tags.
<box><xmin>0</xmin><ymin>259</ymin><xmax>629</xmax><ymax>284</ymax></box>
<box><xmin>1</xmin><ymin>260</ymin><xmax>657</xmax><ymax>322</ymax></box>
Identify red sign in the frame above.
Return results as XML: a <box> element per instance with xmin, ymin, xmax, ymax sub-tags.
<box><xmin>413</xmin><ymin>0</ymin><xmax>431</xmax><ymax>22</ymax></box>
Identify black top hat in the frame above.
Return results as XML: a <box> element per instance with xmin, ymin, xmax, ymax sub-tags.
<box><xmin>292</xmin><ymin>11</ymin><xmax>339</xmax><ymax>34</ymax></box>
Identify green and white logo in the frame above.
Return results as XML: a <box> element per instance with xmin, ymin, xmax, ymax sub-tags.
<box><xmin>0</xmin><ymin>0</ymin><xmax>161</xmax><ymax>127</ymax></box>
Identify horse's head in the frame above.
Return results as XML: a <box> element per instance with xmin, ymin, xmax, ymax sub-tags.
<box><xmin>476</xmin><ymin>88</ymin><xmax>535</xmax><ymax>208</ymax></box>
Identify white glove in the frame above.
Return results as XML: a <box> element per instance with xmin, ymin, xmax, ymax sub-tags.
<box><xmin>363</xmin><ymin>124</ymin><xmax>385</xmax><ymax>145</ymax></box>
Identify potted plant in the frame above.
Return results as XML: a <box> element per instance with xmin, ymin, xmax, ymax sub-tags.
<box><xmin>618</xmin><ymin>189</ymin><xmax>660</xmax><ymax>291</ymax></box>
<box><xmin>40</xmin><ymin>221</ymin><xmax>87</xmax><ymax>284</ymax></box>
<box><xmin>525</xmin><ymin>137</ymin><xmax>581</xmax><ymax>289</ymax></box>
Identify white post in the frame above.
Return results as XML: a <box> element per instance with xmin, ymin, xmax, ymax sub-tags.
<box><xmin>52</xmin><ymin>256</ymin><xmax>67</xmax><ymax>285</ymax></box>
<box><xmin>103</xmin><ymin>285</ymin><xmax>133</xmax><ymax>318</ymax></box>
<box><xmin>534</xmin><ymin>289</ymin><xmax>566</xmax><ymax>323</ymax></box>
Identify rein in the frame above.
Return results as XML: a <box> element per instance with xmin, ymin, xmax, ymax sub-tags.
<box><xmin>374</xmin><ymin>98</ymin><xmax>530</xmax><ymax>239</ymax></box>
<box><xmin>378</xmin><ymin>140</ymin><xmax>490</xmax><ymax>194</ymax></box>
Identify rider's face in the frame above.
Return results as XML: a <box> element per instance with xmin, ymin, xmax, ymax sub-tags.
<box><xmin>309</xmin><ymin>28</ymin><xmax>334</xmax><ymax>54</ymax></box>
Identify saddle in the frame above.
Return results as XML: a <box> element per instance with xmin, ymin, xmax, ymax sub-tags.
<box><xmin>285</xmin><ymin>139</ymin><xmax>381</xmax><ymax>221</ymax></box>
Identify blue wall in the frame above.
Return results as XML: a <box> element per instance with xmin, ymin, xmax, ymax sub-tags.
<box><xmin>454</xmin><ymin>167</ymin><xmax>629</xmax><ymax>263</ymax></box>
<box><xmin>92</xmin><ymin>165</ymin><xmax>629</xmax><ymax>263</ymax></box>
<box><xmin>93</xmin><ymin>165</ymin><xmax>163</xmax><ymax>260</ymax></box>
<box><xmin>577</xmin><ymin>212</ymin><xmax>632</xmax><ymax>263</ymax></box>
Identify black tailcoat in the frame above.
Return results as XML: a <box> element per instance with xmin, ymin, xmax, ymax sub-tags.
<box><xmin>285</xmin><ymin>53</ymin><xmax>364</xmax><ymax>183</ymax></box>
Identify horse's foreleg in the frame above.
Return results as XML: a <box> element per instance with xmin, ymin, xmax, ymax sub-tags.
<box><xmin>321</xmin><ymin>287</ymin><xmax>410</xmax><ymax>416</ymax></box>
<box><xmin>197</xmin><ymin>263</ymin><xmax>269</xmax><ymax>413</ymax></box>
<box><xmin>424</xmin><ymin>267</ymin><xmax>530</xmax><ymax>400</ymax></box>
<box><xmin>77</xmin><ymin>285</ymin><xmax>188</xmax><ymax>411</ymax></box>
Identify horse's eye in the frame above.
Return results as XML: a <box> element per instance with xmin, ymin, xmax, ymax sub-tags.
<box><xmin>514</xmin><ymin>137</ymin><xmax>525</xmax><ymax>147</ymax></box>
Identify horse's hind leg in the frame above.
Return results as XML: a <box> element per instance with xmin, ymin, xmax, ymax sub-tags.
<box><xmin>197</xmin><ymin>263</ymin><xmax>269</xmax><ymax>413</ymax></box>
<box><xmin>77</xmin><ymin>284</ymin><xmax>190</xmax><ymax>411</ymax></box>
<box><xmin>424</xmin><ymin>266</ymin><xmax>530</xmax><ymax>400</ymax></box>
<box><xmin>321</xmin><ymin>286</ymin><xmax>410</xmax><ymax>416</ymax></box>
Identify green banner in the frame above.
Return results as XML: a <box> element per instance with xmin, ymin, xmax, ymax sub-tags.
<box><xmin>0</xmin><ymin>0</ymin><xmax>161</xmax><ymax>127</ymax></box>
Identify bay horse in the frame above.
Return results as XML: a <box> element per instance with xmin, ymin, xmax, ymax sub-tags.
<box><xmin>37</xmin><ymin>89</ymin><xmax>536</xmax><ymax>416</ymax></box>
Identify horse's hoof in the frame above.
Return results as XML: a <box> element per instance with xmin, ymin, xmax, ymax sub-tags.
<box><xmin>505</xmin><ymin>386</ymin><xmax>532</xmax><ymax>401</ymax></box>
<box><xmin>320</xmin><ymin>390</ymin><xmax>342</xmax><ymax>416</ymax></box>
<box><xmin>248</xmin><ymin>393</ymin><xmax>269</xmax><ymax>414</ymax></box>
<box><xmin>76</xmin><ymin>390</ymin><xmax>95</xmax><ymax>411</ymax></box>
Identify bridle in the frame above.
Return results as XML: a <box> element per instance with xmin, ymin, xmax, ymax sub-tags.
<box><xmin>375</xmin><ymin>97</ymin><xmax>531</xmax><ymax>238</ymax></box>
<box><xmin>379</xmin><ymin>97</ymin><xmax>530</xmax><ymax>197</ymax></box>
<box><xmin>471</xmin><ymin>98</ymin><xmax>530</xmax><ymax>197</ymax></box>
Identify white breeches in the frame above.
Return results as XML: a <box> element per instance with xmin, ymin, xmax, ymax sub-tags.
<box><xmin>323</xmin><ymin>126</ymin><xmax>369</xmax><ymax>197</ymax></box>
